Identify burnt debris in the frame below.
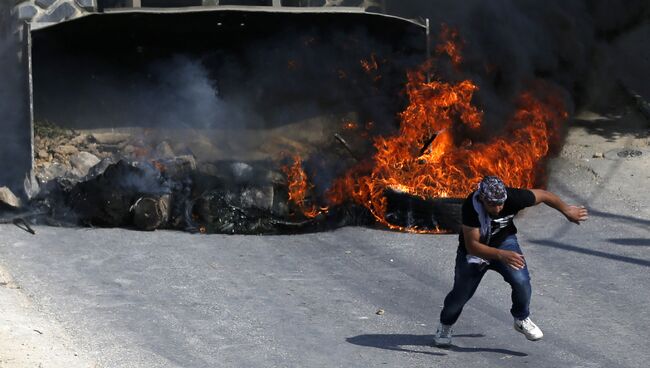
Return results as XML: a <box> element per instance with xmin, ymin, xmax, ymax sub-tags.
<box><xmin>385</xmin><ymin>188</ymin><xmax>462</xmax><ymax>233</ymax></box>
<box><xmin>16</xmin><ymin>156</ymin><xmax>460</xmax><ymax>234</ymax></box>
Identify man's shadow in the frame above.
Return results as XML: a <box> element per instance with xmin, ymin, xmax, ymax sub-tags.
<box><xmin>346</xmin><ymin>333</ymin><xmax>528</xmax><ymax>357</ymax></box>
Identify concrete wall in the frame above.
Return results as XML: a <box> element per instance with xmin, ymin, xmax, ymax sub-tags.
<box><xmin>0</xmin><ymin>3</ymin><xmax>32</xmax><ymax>195</ymax></box>
<box><xmin>14</xmin><ymin>1</ymin><xmax>96</xmax><ymax>28</ymax></box>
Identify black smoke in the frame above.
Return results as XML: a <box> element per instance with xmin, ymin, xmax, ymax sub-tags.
<box><xmin>386</xmin><ymin>0</ymin><xmax>650</xmax><ymax>125</ymax></box>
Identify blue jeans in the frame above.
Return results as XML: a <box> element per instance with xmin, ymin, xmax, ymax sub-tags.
<box><xmin>439</xmin><ymin>235</ymin><xmax>532</xmax><ymax>325</ymax></box>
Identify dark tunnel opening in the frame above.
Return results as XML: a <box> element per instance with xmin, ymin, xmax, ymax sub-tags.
<box><xmin>31</xmin><ymin>10</ymin><xmax>426</xmax><ymax>132</ymax></box>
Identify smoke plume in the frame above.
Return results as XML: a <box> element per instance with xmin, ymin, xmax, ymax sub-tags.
<box><xmin>387</xmin><ymin>0</ymin><xmax>650</xmax><ymax>122</ymax></box>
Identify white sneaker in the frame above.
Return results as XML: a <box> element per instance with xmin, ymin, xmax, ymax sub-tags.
<box><xmin>433</xmin><ymin>323</ymin><xmax>453</xmax><ymax>347</ymax></box>
<box><xmin>514</xmin><ymin>317</ymin><xmax>543</xmax><ymax>341</ymax></box>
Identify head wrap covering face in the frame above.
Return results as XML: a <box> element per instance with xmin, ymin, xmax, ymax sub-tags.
<box><xmin>477</xmin><ymin>176</ymin><xmax>507</xmax><ymax>205</ymax></box>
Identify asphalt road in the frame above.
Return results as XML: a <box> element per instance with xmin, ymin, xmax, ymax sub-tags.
<box><xmin>0</xmin><ymin>156</ymin><xmax>649</xmax><ymax>368</ymax></box>
<box><xmin>2</xmin><ymin>4</ymin><xmax>649</xmax><ymax>367</ymax></box>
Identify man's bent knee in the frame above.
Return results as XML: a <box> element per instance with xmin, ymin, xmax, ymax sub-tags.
<box><xmin>506</xmin><ymin>271</ymin><xmax>531</xmax><ymax>290</ymax></box>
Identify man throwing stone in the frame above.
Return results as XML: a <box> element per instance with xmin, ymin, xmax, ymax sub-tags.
<box><xmin>433</xmin><ymin>176</ymin><xmax>588</xmax><ymax>346</ymax></box>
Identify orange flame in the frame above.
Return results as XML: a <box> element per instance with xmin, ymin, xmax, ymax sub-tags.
<box><xmin>360</xmin><ymin>53</ymin><xmax>379</xmax><ymax>73</ymax></box>
<box><xmin>360</xmin><ymin>53</ymin><xmax>383</xmax><ymax>82</ymax></box>
<box><xmin>343</xmin><ymin>121</ymin><xmax>358</xmax><ymax>130</ymax></box>
<box><xmin>325</xmin><ymin>28</ymin><xmax>567</xmax><ymax>232</ymax></box>
<box><xmin>436</xmin><ymin>24</ymin><xmax>464</xmax><ymax>67</ymax></box>
<box><xmin>282</xmin><ymin>156</ymin><xmax>328</xmax><ymax>219</ymax></box>
<box><xmin>277</xmin><ymin>26</ymin><xmax>566</xmax><ymax>233</ymax></box>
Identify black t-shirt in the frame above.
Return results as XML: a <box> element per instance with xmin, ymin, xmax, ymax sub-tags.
<box><xmin>458</xmin><ymin>187</ymin><xmax>536</xmax><ymax>252</ymax></box>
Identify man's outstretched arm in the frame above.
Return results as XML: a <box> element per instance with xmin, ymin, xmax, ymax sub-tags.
<box><xmin>529</xmin><ymin>189</ymin><xmax>589</xmax><ymax>224</ymax></box>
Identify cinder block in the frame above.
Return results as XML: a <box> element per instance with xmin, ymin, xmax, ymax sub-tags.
<box><xmin>15</xmin><ymin>3</ymin><xmax>39</xmax><ymax>20</ymax></box>
<box><xmin>36</xmin><ymin>2</ymin><xmax>78</xmax><ymax>23</ymax></box>
<box><xmin>35</xmin><ymin>0</ymin><xmax>58</xmax><ymax>9</ymax></box>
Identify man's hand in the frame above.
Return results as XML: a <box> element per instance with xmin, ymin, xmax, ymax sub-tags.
<box><xmin>563</xmin><ymin>205</ymin><xmax>588</xmax><ymax>224</ymax></box>
<box><xmin>498</xmin><ymin>250</ymin><xmax>526</xmax><ymax>270</ymax></box>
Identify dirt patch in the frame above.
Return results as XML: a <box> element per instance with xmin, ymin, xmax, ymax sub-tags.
<box><xmin>551</xmin><ymin>104</ymin><xmax>650</xmax><ymax>218</ymax></box>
